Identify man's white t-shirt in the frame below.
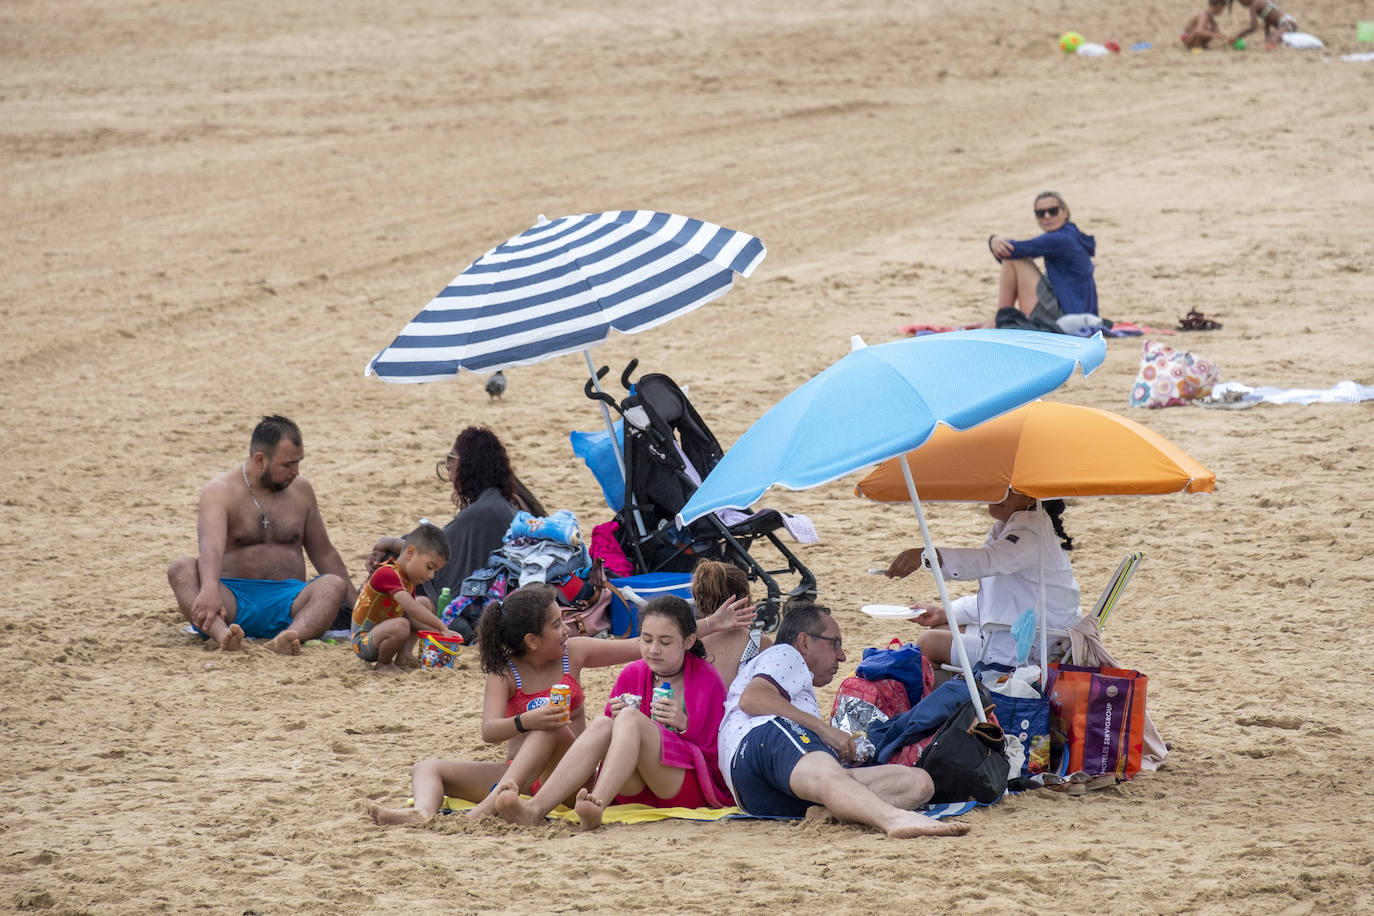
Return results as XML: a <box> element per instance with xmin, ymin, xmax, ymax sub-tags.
<box><xmin>716</xmin><ymin>643</ymin><xmax>817</xmax><ymax>796</ymax></box>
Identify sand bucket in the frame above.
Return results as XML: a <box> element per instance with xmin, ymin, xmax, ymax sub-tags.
<box><xmin>417</xmin><ymin>631</ymin><xmax>463</xmax><ymax>669</ymax></box>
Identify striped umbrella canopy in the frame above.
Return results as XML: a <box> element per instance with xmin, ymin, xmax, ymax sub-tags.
<box><xmin>365</xmin><ymin>210</ymin><xmax>766</xmax><ymax>382</ymax></box>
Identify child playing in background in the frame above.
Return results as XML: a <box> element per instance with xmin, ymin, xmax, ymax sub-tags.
<box><xmin>1181</xmin><ymin>0</ymin><xmax>1231</xmax><ymax>48</ymax></box>
<box><xmin>368</xmin><ymin>583</ymin><xmax>641</xmax><ymax>825</ymax></box>
<box><xmin>351</xmin><ymin>523</ymin><xmax>454</xmax><ymax>674</ymax></box>
<box><xmin>494</xmin><ymin>595</ymin><xmax>732</xmax><ymax>830</ymax></box>
<box><xmin>1231</xmin><ymin>0</ymin><xmax>1299</xmax><ymax>49</ymax></box>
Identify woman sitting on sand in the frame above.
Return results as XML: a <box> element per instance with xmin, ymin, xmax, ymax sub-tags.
<box><xmin>366</xmin><ymin>426</ymin><xmax>545</xmax><ymax>641</ymax></box>
<box><xmin>689</xmin><ymin>559</ymin><xmax>769</xmax><ymax>687</ymax></box>
<box><xmin>987</xmin><ymin>190</ymin><xmax>1099</xmax><ymax>333</ymax></box>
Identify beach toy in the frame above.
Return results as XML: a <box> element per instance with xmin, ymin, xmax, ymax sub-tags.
<box><xmin>1130</xmin><ymin>41</ymin><xmax>1152</xmax><ymax>51</ymax></box>
<box><xmin>1233</xmin><ymin>37</ymin><xmax>1246</xmax><ymax>50</ymax></box>
<box><xmin>1077</xmin><ymin>42</ymin><xmax>1111</xmax><ymax>57</ymax></box>
<box><xmin>1358</xmin><ymin>21</ymin><xmax>1374</xmax><ymax>43</ymax></box>
<box><xmin>1104</xmin><ymin>40</ymin><xmax>1120</xmax><ymax>53</ymax></box>
<box><xmin>1058</xmin><ymin>31</ymin><xmax>1083</xmax><ymax>54</ymax></box>
<box><xmin>417</xmin><ymin>630</ymin><xmax>463</xmax><ymax>669</ymax></box>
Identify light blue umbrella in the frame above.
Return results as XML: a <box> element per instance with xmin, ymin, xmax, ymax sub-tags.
<box><xmin>676</xmin><ymin>329</ymin><xmax>1107</xmax><ymax>717</ymax></box>
<box><xmin>365</xmin><ymin>210</ymin><xmax>765</xmax><ymax>478</ymax></box>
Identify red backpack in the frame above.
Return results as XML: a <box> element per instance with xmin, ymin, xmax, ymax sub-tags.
<box><xmin>831</xmin><ymin>675</ymin><xmax>926</xmax><ymax>766</ymax></box>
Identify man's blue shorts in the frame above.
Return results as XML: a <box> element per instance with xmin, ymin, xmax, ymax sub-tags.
<box><xmin>218</xmin><ymin>577</ymin><xmax>306</xmax><ymax>638</ymax></box>
<box><xmin>729</xmin><ymin>718</ymin><xmax>839</xmax><ymax>818</ymax></box>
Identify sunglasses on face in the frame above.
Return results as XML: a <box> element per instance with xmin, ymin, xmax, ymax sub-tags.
<box><xmin>1034</xmin><ymin>206</ymin><xmax>1061</xmax><ymax>219</ymax></box>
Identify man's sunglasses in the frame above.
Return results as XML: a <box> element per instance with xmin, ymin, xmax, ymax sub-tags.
<box><xmin>1034</xmin><ymin>206</ymin><xmax>1061</xmax><ymax>219</ymax></box>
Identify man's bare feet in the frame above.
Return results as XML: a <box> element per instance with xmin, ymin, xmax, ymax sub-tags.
<box><xmin>368</xmin><ymin>802</ymin><xmax>429</xmax><ymax>827</ymax></box>
<box><xmin>492</xmin><ymin>779</ymin><xmax>539</xmax><ymax>826</ymax></box>
<box><xmin>573</xmin><ymin>788</ymin><xmax>606</xmax><ymax>832</ymax></box>
<box><xmin>885</xmin><ymin>811</ymin><xmax>971</xmax><ymax>838</ymax></box>
<box><xmin>219</xmin><ymin>624</ymin><xmax>244</xmax><ymax>651</ymax></box>
<box><xmin>803</xmin><ymin>804</ymin><xmax>837</xmax><ymax>824</ymax></box>
<box><xmin>266</xmin><ymin>629</ymin><xmax>302</xmax><ymax>656</ymax></box>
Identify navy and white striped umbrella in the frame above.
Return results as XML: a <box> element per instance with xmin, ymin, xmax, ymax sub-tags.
<box><xmin>365</xmin><ymin>210</ymin><xmax>766</xmax><ymax>382</ymax></box>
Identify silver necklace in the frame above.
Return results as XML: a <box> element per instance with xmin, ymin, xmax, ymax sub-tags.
<box><xmin>242</xmin><ymin>463</ymin><xmax>271</xmax><ymax>530</ymax></box>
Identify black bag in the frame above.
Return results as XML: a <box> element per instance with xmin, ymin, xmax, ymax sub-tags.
<box><xmin>916</xmin><ymin>688</ymin><xmax>1010</xmax><ymax>804</ymax></box>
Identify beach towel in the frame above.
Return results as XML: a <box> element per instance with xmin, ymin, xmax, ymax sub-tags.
<box><xmin>1198</xmin><ymin>379</ymin><xmax>1374</xmax><ymax>409</ymax></box>
<box><xmin>434</xmin><ymin>797</ymin><xmax>974</xmax><ymax>822</ymax></box>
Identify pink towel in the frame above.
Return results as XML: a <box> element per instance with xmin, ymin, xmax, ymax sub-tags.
<box><xmin>590</xmin><ymin>520</ymin><xmax>634</xmax><ymax>576</ymax></box>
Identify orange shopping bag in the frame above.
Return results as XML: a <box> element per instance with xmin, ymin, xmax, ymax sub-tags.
<box><xmin>1047</xmin><ymin>663</ymin><xmax>1148</xmax><ymax>779</ymax></box>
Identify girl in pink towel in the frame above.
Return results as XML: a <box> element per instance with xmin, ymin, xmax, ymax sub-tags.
<box><xmin>494</xmin><ymin>595</ymin><xmax>732</xmax><ymax>830</ymax></box>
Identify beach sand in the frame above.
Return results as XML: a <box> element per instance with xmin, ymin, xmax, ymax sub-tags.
<box><xmin>4</xmin><ymin>0</ymin><xmax>1373</xmax><ymax>912</ymax></box>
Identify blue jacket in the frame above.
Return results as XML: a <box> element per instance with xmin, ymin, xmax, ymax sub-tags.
<box><xmin>1007</xmin><ymin>222</ymin><xmax>1098</xmax><ymax>316</ymax></box>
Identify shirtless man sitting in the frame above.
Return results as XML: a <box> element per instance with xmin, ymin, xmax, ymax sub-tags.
<box><xmin>167</xmin><ymin>415</ymin><xmax>357</xmax><ymax>655</ymax></box>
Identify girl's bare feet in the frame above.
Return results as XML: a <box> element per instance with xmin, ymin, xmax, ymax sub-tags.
<box><xmin>368</xmin><ymin>803</ymin><xmax>430</xmax><ymax>827</ymax></box>
<box><xmin>492</xmin><ymin>778</ymin><xmax>539</xmax><ymax>826</ymax></box>
<box><xmin>573</xmin><ymin>788</ymin><xmax>606</xmax><ymax>832</ymax></box>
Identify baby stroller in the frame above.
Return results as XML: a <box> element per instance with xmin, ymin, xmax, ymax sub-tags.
<box><xmin>583</xmin><ymin>359</ymin><xmax>818</xmax><ymax>630</ymax></box>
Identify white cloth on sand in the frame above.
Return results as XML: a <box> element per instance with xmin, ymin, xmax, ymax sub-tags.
<box><xmin>1199</xmin><ymin>379</ymin><xmax>1374</xmax><ymax>408</ymax></box>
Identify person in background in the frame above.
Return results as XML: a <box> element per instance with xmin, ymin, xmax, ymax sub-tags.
<box><xmin>987</xmin><ymin>190</ymin><xmax>1098</xmax><ymax>332</ymax></box>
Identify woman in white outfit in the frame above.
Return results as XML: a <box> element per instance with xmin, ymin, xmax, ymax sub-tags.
<box><xmin>885</xmin><ymin>491</ymin><xmax>1081</xmax><ymax>669</ymax></box>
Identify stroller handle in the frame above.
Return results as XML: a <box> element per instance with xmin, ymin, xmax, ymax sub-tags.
<box><xmin>620</xmin><ymin>358</ymin><xmax>639</xmax><ymax>391</ymax></box>
<box><xmin>584</xmin><ymin>365</ymin><xmax>621</xmax><ymax>412</ymax></box>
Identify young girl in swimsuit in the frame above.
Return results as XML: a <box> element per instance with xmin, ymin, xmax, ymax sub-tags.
<box><xmin>1181</xmin><ymin>0</ymin><xmax>1231</xmax><ymax>48</ymax></box>
<box><xmin>1230</xmin><ymin>0</ymin><xmax>1299</xmax><ymax>48</ymax></box>
<box><xmin>494</xmin><ymin>595</ymin><xmax>732</xmax><ymax>830</ymax></box>
<box><xmin>368</xmin><ymin>583</ymin><xmax>640</xmax><ymax>825</ymax></box>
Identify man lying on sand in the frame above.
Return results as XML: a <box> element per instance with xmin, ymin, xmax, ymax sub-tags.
<box><xmin>167</xmin><ymin>414</ymin><xmax>356</xmax><ymax>654</ymax></box>
<box><xmin>717</xmin><ymin>602</ymin><xmax>969</xmax><ymax>838</ymax></box>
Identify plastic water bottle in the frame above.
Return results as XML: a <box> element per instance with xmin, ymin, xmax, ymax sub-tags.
<box><xmin>436</xmin><ymin>587</ymin><xmax>452</xmax><ymax>618</ymax></box>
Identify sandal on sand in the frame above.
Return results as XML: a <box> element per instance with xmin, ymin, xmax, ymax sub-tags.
<box><xmin>1053</xmin><ymin>771</ymin><xmax>1091</xmax><ymax>796</ymax></box>
<box><xmin>1085</xmin><ymin>773</ymin><xmax>1119</xmax><ymax>791</ymax></box>
<box><xmin>1178</xmin><ymin>309</ymin><xmax>1222</xmax><ymax>331</ymax></box>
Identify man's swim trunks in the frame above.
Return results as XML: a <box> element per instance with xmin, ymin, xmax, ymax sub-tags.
<box><xmin>218</xmin><ymin>577</ymin><xmax>306</xmax><ymax>638</ymax></box>
<box><xmin>729</xmin><ymin>718</ymin><xmax>839</xmax><ymax>818</ymax></box>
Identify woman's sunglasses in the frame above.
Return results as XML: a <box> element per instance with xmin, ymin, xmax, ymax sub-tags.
<box><xmin>1034</xmin><ymin>206</ymin><xmax>1061</xmax><ymax>219</ymax></box>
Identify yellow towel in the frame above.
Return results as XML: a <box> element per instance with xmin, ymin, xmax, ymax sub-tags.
<box><xmin>436</xmin><ymin>796</ymin><xmax>741</xmax><ymax>824</ymax></box>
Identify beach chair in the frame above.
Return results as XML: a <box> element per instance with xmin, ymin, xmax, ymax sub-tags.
<box><xmin>973</xmin><ymin>550</ymin><xmax>1145</xmax><ymax>669</ymax></box>
<box><xmin>578</xmin><ymin>359</ymin><xmax>818</xmax><ymax>631</ymax></box>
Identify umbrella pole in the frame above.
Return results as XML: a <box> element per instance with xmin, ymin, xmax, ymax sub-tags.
<box><xmin>1037</xmin><ymin>500</ymin><xmax>1049</xmax><ymax>690</ymax></box>
<box><xmin>898</xmin><ymin>455</ymin><xmax>986</xmax><ymax>722</ymax></box>
<box><xmin>584</xmin><ymin>351</ymin><xmax>628</xmax><ymax>479</ymax></box>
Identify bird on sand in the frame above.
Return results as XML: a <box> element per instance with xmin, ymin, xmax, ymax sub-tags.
<box><xmin>485</xmin><ymin>371</ymin><xmax>507</xmax><ymax>400</ymax></box>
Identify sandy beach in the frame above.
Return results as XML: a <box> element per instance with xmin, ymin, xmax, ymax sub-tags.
<box><xmin>4</xmin><ymin>0</ymin><xmax>1374</xmax><ymax>912</ymax></box>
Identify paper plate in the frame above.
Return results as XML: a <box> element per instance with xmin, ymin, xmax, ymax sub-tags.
<box><xmin>861</xmin><ymin>605</ymin><xmax>919</xmax><ymax>619</ymax></box>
